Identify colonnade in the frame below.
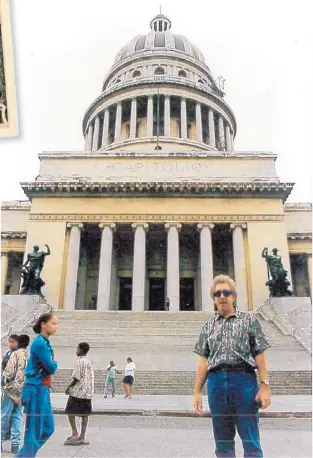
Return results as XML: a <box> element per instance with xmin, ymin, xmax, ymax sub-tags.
<box><xmin>63</xmin><ymin>222</ymin><xmax>248</xmax><ymax>312</ymax></box>
<box><xmin>84</xmin><ymin>95</ymin><xmax>234</xmax><ymax>151</ymax></box>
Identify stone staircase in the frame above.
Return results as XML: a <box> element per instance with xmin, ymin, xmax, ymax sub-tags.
<box><xmin>52</xmin><ymin>369</ymin><xmax>312</xmax><ymax>396</ymax></box>
<box><xmin>18</xmin><ymin>310</ymin><xmax>312</xmax><ymax>395</ymax></box>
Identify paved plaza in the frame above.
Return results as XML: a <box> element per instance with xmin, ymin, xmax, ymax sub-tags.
<box><xmin>51</xmin><ymin>394</ymin><xmax>312</xmax><ymax>417</ymax></box>
<box><xmin>2</xmin><ymin>416</ymin><xmax>311</xmax><ymax>457</ymax></box>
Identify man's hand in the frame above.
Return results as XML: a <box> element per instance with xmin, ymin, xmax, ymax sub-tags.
<box><xmin>193</xmin><ymin>392</ymin><xmax>203</xmax><ymax>416</ymax></box>
<box><xmin>255</xmin><ymin>386</ymin><xmax>271</xmax><ymax>409</ymax></box>
<box><xmin>65</xmin><ymin>387</ymin><xmax>71</xmax><ymax>395</ymax></box>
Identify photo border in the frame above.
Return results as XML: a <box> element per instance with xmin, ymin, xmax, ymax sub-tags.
<box><xmin>0</xmin><ymin>0</ymin><xmax>18</xmax><ymax>138</ymax></box>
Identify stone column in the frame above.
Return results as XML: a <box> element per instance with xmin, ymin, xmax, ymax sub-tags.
<box><xmin>147</xmin><ymin>95</ymin><xmax>154</xmax><ymax>137</ymax></box>
<box><xmin>132</xmin><ymin>223</ymin><xmax>148</xmax><ymax>312</ymax></box>
<box><xmin>230</xmin><ymin>224</ymin><xmax>248</xmax><ymax>309</ymax></box>
<box><xmin>208</xmin><ymin>108</ymin><xmax>216</xmax><ymax>148</ymax></box>
<box><xmin>165</xmin><ymin>223</ymin><xmax>181</xmax><ymax>312</ymax></box>
<box><xmin>307</xmin><ymin>254</ymin><xmax>312</xmax><ymax>298</ymax></box>
<box><xmin>84</xmin><ymin>133</ymin><xmax>88</xmax><ymax>150</ymax></box>
<box><xmin>97</xmin><ymin>223</ymin><xmax>116</xmax><ymax>311</ymax></box>
<box><xmin>92</xmin><ymin>115</ymin><xmax>100</xmax><ymax>151</ymax></box>
<box><xmin>180</xmin><ymin>98</ymin><xmax>187</xmax><ymax>138</ymax></box>
<box><xmin>1</xmin><ymin>252</ymin><xmax>9</xmax><ymax>295</ymax></box>
<box><xmin>114</xmin><ymin>102</ymin><xmax>122</xmax><ymax>142</ymax></box>
<box><xmin>196</xmin><ymin>102</ymin><xmax>203</xmax><ymax>142</ymax></box>
<box><xmin>230</xmin><ymin>132</ymin><xmax>234</xmax><ymax>151</ymax></box>
<box><xmin>63</xmin><ymin>223</ymin><xmax>83</xmax><ymax>311</ymax></box>
<box><xmin>197</xmin><ymin>224</ymin><xmax>214</xmax><ymax>312</ymax></box>
<box><xmin>218</xmin><ymin>115</ymin><xmax>225</xmax><ymax>150</ymax></box>
<box><xmin>101</xmin><ymin>109</ymin><xmax>109</xmax><ymax>147</ymax></box>
<box><xmin>164</xmin><ymin>95</ymin><xmax>171</xmax><ymax>136</ymax></box>
<box><xmin>225</xmin><ymin>124</ymin><xmax>232</xmax><ymax>151</ymax></box>
<box><xmin>86</xmin><ymin>122</ymin><xmax>94</xmax><ymax>151</ymax></box>
<box><xmin>130</xmin><ymin>98</ymin><xmax>137</xmax><ymax>138</ymax></box>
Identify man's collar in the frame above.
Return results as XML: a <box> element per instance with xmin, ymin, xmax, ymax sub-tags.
<box><xmin>214</xmin><ymin>309</ymin><xmax>238</xmax><ymax>322</ymax></box>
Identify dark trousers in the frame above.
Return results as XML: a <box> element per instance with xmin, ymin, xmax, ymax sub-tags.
<box><xmin>207</xmin><ymin>371</ymin><xmax>263</xmax><ymax>458</ymax></box>
<box><xmin>15</xmin><ymin>384</ymin><xmax>54</xmax><ymax>457</ymax></box>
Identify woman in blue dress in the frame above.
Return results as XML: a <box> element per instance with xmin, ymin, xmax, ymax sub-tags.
<box><xmin>15</xmin><ymin>312</ymin><xmax>58</xmax><ymax>457</ymax></box>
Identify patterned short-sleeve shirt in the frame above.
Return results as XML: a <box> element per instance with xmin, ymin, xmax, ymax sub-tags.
<box><xmin>68</xmin><ymin>356</ymin><xmax>94</xmax><ymax>399</ymax></box>
<box><xmin>193</xmin><ymin>311</ymin><xmax>271</xmax><ymax>371</ymax></box>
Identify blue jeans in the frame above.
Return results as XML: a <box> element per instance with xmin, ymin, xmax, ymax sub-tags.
<box><xmin>1</xmin><ymin>394</ymin><xmax>23</xmax><ymax>449</ymax></box>
<box><xmin>207</xmin><ymin>371</ymin><xmax>263</xmax><ymax>458</ymax></box>
<box><xmin>15</xmin><ymin>384</ymin><xmax>54</xmax><ymax>458</ymax></box>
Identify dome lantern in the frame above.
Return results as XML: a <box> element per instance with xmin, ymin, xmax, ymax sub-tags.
<box><xmin>150</xmin><ymin>14</ymin><xmax>172</xmax><ymax>32</ymax></box>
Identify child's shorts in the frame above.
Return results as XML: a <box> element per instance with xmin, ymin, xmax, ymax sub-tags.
<box><xmin>65</xmin><ymin>395</ymin><xmax>92</xmax><ymax>416</ymax></box>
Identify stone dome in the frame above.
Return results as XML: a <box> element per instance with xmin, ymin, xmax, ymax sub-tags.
<box><xmin>114</xmin><ymin>14</ymin><xmax>205</xmax><ymax>64</ymax></box>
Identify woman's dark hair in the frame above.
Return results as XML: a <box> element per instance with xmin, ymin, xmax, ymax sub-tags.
<box><xmin>32</xmin><ymin>312</ymin><xmax>55</xmax><ymax>334</ymax></box>
<box><xmin>78</xmin><ymin>342</ymin><xmax>90</xmax><ymax>355</ymax></box>
<box><xmin>18</xmin><ymin>334</ymin><xmax>30</xmax><ymax>349</ymax></box>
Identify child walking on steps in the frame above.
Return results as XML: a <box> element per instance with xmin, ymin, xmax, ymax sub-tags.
<box><xmin>64</xmin><ymin>342</ymin><xmax>94</xmax><ymax>446</ymax></box>
<box><xmin>15</xmin><ymin>312</ymin><xmax>58</xmax><ymax>458</ymax></box>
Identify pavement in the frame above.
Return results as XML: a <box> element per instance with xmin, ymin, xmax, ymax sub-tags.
<box><xmin>2</xmin><ymin>416</ymin><xmax>311</xmax><ymax>457</ymax></box>
<box><xmin>51</xmin><ymin>394</ymin><xmax>312</xmax><ymax>418</ymax></box>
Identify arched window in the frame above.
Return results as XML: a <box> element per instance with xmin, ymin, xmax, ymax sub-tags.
<box><xmin>178</xmin><ymin>70</ymin><xmax>187</xmax><ymax>78</ymax></box>
<box><xmin>132</xmin><ymin>70</ymin><xmax>141</xmax><ymax>77</ymax></box>
<box><xmin>155</xmin><ymin>67</ymin><xmax>165</xmax><ymax>75</ymax></box>
<box><xmin>198</xmin><ymin>78</ymin><xmax>205</xmax><ymax>85</ymax></box>
<box><xmin>115</xmin><ymin>78</ymin><xmax>121</xmax><ymax>84</ymax></box>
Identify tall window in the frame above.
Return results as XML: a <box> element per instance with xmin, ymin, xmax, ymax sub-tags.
<box><xmin>155</xmin><ymin>67</ymin><xmax>165</xmax><ymax>75</ymax></box>
<box><xmin>132</xmin><ymin>70</ymin><xmax>141</xmax><ymax>77</ymax></box>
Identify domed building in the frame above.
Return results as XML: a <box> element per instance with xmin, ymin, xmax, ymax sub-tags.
<box><xmin>1</xmin><ymin>14</ymin><xmax>312</xmax><ymax>313</ymax></box>
<box><xmin>83</xmin><ymin>13</ymin><xmax>235</xmax><ymax>154</ymax></box>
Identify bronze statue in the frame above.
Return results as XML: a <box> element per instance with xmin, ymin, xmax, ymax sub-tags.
<box><xmin>20</xmin><ymin>245</ymin><xmax>51</xmax><ymax>296</ymax></box>
<box><xmin>262</xmin><ymin>247</ymin><xmax>293</xmax><ymax>297</ymax></box>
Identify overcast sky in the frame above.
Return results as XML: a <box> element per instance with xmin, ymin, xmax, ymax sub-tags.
<box><xmin>1</xmin><ymin>0</ymin><xmax>312</xmax><ymax>202</ymax></box>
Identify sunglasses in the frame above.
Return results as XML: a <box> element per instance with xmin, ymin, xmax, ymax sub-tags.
<box><xmin>213</xmin><ymin>289</ymin><xmax>232</xmax><ymax>298</ymax></box>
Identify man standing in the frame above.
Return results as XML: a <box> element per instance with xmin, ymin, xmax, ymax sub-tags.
<box><xmin>193</xmin><ymin>275</ymin><xmax>271</xmax><ymax>458</ymax></box>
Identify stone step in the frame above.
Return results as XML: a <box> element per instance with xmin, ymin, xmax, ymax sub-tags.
<box><xmin>55</xmin><ymin>311</ymin><xmax>209</xmax><ymax>321</ymax></box>
<box><xmin>51</xmin><ymin>370</ymin><xmax>312</xmax><ymax>395</ymax></box>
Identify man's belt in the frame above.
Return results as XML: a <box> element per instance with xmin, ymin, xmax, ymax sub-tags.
<box><xmin>209</xmin><ymin>363</ymin><xmax>255</xmax><ymax>374</ymax></box>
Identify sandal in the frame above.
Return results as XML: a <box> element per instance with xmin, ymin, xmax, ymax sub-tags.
<box><xmin>64</xmin><ymin>437</ymin><xmax>81</xmax><ymax>446</ymax></box>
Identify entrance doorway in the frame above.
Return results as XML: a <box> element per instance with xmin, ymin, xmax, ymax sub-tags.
<box><xmin>149</xmin><ymin>278</ymin><xmax>165</xmax><ymax>310</ymax></box>
<box><xmin>290</xmin><ymin>254</ymin><xmax>310</xmax><ymax>297</ymax></box>
<box><xmin>119</xmin><ymin>277</ymin><xmax>132</xmax><ymax>310</ymax></box>
<box><xmin>180</xmin><ymin>278</ymin><xmax>195</xmax><ymax>311</ymax></box>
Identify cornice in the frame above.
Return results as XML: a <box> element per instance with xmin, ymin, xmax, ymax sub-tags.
<box><xmin>28</xmin><ymin>213</ymin><xmax>286</xmax><ymax>223</ymax></box>
<box><xmin>287</xmin><ymin>233</ymin><xmax>312</xmax><ymax>240</ymax></box>
<box><xmin>284</xmin><ymin>203</ymin><xmax>312</xmax><ymax>212</ymax></box>
<box><xmin>1</xmin><ymin>200</ymin><xmax>31</xmax><ymax>210</ymax></box>
<box><xmin>38</xmin><ymin>150</ymin><xmax>277</xmax><ymax>159</ymax></box>
<box><xmin>20</xmin><ymin>180</ymin><xmax>294</xmax><ymax>201</ymax></box>
<box><xmin>1</xmin><ymin>231</ymin><xmax>27</xmax><ymax>239</ymax></box>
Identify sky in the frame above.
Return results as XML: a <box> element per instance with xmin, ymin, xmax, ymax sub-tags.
<box><xmin>0</xmin><ymin>0</ymin><xmax>312</xmax><ymax>203</ymax></box>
